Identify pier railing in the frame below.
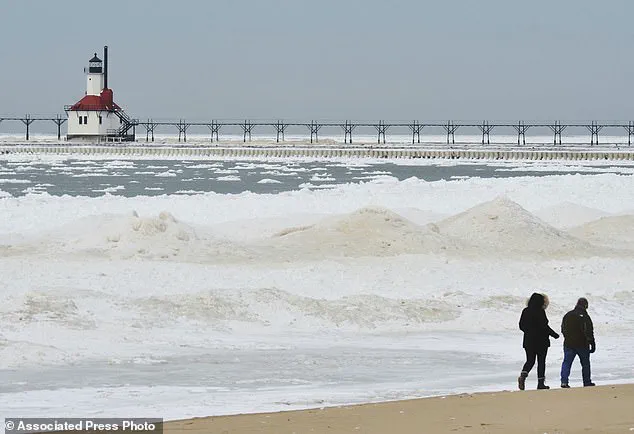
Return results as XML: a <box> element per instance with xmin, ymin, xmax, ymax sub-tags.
<box><xmin>2</xmin><ymin>115</ymin><xmax>634</xmax><ymax>146</ymax></box>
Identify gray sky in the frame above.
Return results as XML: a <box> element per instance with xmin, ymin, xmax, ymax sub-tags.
<box><xmin>1</xmin><ymin>0</ymin><xmax>633</xmax><ymax>122</ymax></box>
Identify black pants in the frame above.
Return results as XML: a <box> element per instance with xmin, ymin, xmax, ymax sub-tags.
<box><xmin>522</xmin><ymin>348</ymin><xmax>547</xmax><ymax>378</ymax></box>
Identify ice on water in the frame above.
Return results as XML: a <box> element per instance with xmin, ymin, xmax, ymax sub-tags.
<box><xmin>1</xmin><ymin>161</ymin><xmax>634</xmax><ymax>419</ymax></box>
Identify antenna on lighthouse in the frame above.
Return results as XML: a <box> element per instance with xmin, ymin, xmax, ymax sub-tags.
<box><xmin>104</xmin><ymin>45</ymin><xmax>108</xmax><ymax>89</ymax></box>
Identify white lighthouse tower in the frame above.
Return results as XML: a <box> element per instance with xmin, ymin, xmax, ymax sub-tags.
<box><xmin>65</xmin><ymin>46</ymin><xmax>136</xmax><ymax>142</ymax></box>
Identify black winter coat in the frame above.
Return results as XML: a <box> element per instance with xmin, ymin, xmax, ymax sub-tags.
<box><xmin>519</xmin><ymin>293</ymin><xmax>559</xmax><ymax>351</ymax></box>
<box><xmin>561</xmin><ymin>307</ymin><xmax>595</xmax><ymax>349</ymax></box>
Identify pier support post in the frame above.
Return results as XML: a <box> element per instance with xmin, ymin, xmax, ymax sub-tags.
<box><xmin>443</xmin><ymin>121</ymin><xmax>459</xmax><ymax>144</ymax></box>
<box><xmin>513</xmin><ymin>121</ymin><xmax>530</xmax><ymax>145</ymax></box>
<box><xmin>21</xmin><ymin>115</ymin><xmax>35</xmax><ymax>141</ymax></box>
<box><xmin>275</xmin><ymin>121</ymin><xmax>288</xmax><ymax>143</ymax></box>
<box><xmin>176</xmin><ymin>120</ymin><xmax>190</xmax><ymax>142</ymax></box>
<box><xmin>241</xmin><ymin>120</ymin><xmax>254</xmax><ymax>142</ymax></box>
<box><xmin>624</xmin><ymin>121</ymin><xmax>634</xmax><ymax>146</ymax></box>
<box><xmin>307</xmin><ymin>121</ymin><xmax>322</xmax><ymax>143</ymax></box>
<box><xmin>549</xmin><ymin>121</ymin><xmax>566</xmax><ymax>145</ymax></box>
<box><xmin>409</xmin><ymin>121</ymin><xmax>423</xmax><ymax>144</ymax></box>
<box><xmin>144</xmin><ymin>119</ymin><xmax>157</xmax><ymax>142</ymax></box>
<box><xmin>341</xmin><ymin>120</ymin><xmax>356</xmax><ymax>144</ymax></box>
<box><xmin>587</xmin><ymin>121</ymin><xmax>603</xmax><ymax>146</ymax></box>
<box><xmin>52</xmin><ymin>115</ymin><xmax>66</xmax><ymax>140</ymax></box>
<box><xmin>477</xmin><ymin>121</ymin><xmax>494</xmax><ymax>145</ymax></box>
<box><xmin>375</xmin><ymin>120</ymin><xmax>389</xmax><ymax>144</ymax></box>
<box><xmin>208</xmin><ymin>120</ymin><xmax>221</xmax><ymax>142</ymax></box>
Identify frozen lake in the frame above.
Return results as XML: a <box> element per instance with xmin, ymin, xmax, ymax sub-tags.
<box><xmin>2</xmin><ymin>155</ymin><xmax>634</xmax><ymax>197</ymax></box>
<box><xmin>1</xmin><ymin>152</ymin><xmax>634</xmax><ymax>420</ymax></box>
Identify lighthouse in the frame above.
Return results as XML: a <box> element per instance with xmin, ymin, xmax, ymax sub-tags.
<box><xmin>65</xmin><ymin>46</ymin><xmax>136</xmax><ymax>142</ymax></box>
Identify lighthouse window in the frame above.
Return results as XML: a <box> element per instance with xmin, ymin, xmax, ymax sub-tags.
<box><xmin>99</xmin><ymin>115</ymin><xmax>102</xmax><ymax>125</ymax></box>
<box><xmin>79</xmin><ymin>117</ymin><xmax>83</xmax><ymax>125</ymax></box>
<box><xmin>84</xmin><ymin>116</ymin><xmax>88</xmax><ymax>124</ymax></box>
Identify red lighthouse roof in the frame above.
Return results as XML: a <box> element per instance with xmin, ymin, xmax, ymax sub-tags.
<box><xmin>68</xmin><ymin>88</ymin><xmax>120</xmax><ymax>111</ymax></box>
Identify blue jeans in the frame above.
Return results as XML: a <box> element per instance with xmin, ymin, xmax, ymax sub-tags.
<box><xmin>560</xmin><ymin>346</ymin><xmax>592</xmax><ymax>385</ymax></box>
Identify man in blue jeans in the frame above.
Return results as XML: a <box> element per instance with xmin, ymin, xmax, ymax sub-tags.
<box><xmin>560</xmin><ymin>297</ymin><xmax>596</xmax><ymax>388</ymax></box>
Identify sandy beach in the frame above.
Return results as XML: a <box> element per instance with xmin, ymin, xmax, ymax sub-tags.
<box><xmin>163</xmin><ymin>384</ymin><xmax>634</xmax><ymax>434</ymax></box>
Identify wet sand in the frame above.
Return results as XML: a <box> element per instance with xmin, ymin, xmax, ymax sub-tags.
<box><xmin>163</xmin><ymin>383</ymin><xmax>634</xmax><ymax>433</ymax></box>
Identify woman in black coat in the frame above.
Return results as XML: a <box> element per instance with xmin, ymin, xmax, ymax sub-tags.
<box><xmin>518</xmin><ymin>292</ymin><xmax>559</xmax><ymax>390</ymax></box>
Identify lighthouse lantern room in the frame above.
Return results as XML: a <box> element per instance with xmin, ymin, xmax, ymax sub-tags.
<box><xmin>65</xmin><ymin>46</ymin><xmax>135</xmax><ymax>142</ymax></box>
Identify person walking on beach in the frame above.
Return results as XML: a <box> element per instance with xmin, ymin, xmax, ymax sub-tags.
<box><xmin>560</xmin><ymin>297</ymin><xmax>596</xmax><ymax>388</ymax></box>
<box><xmin>518</xmin><ymin>293</ymin><xmax>559</xmax><ymax>390</ymax></box>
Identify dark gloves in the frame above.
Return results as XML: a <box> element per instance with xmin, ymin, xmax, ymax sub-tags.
<box><xmin>590</xmin><ymin>343</ymin><xmax>596</xmax><ymax>353</ymax></box>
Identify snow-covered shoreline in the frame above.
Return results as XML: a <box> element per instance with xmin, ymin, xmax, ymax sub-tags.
<box><xmin>2</xmin><ymin>171</ymin><xmax>634</xmax><ymax>419</ymax></box>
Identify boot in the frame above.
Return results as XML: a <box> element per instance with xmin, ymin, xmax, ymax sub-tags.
<box><xmin>518</xmin><ymin>371</ymin><xmax>528</xmax><ymax>390</ymax></box>
<box><xmin>537</xmin><ymin>377</ymin><xmax>550</xmax><ymax>390</ymax></box>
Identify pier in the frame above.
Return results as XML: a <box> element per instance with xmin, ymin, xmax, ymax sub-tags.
<box><xmin>3</xmin><ymin>116</ymin><xmax>634</xmax><ymax>147</ymax></box>
<box><xmin>134</xmin><ymin>119</ymin><xmax>634</xmax><ymax>146</ymax></box>
<box><xmin>0</xmin><ymin>115</ymin><xmax>67</xmax><ymax>140</ymax></box>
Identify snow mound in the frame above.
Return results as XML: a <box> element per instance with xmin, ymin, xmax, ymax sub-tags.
<box><xmin>133</xmin><ymin>288</ymin><xmax>458</xmax><ymax>330</ymax></box>
<box><xmin>5</xmin><ymin>291</ymin><xmax>96</xmax><ymax>330</ymax></box>
<box><xmin>265</xmin><ymin>206</ymin><xmax>462</xmax><ymax>258</ymax></box>
<box><xmin>568</xmin><ymin>214</ymin><xmax>634</xmax><ymax>250</ymax></box>
<box><xmin>534</xmin><ymin>202</ymin><xmax>611</xmax><ymax>229</ymax></box>
<box><xmin>434</xmin><ymin>196</ymin><xmax>608</xmax><ymax>258</ymax></box>
<box><xmin>54</xmin><ymin>211</ymin><xmax>198</xmax><ymax>259</ymax></box>
<box><xmin>16</xmin><ymin>211</ymin><xmax>253</xmax><ymax>262</ymax></box>
<box><xmin>248</xmin><ymin>289</ymin><xmax>458</xmax><ymax>329</ymax></box>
